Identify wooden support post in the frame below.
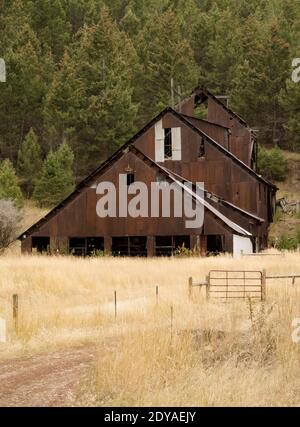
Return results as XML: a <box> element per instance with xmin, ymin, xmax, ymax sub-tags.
<box><xmin>13</xmin><ymin>294</ymin><xmax>18</xmax><ymax>333</ymax></box>
<box><xmin>188</xmin><ymin>277</ymin><xmax>193</xmax><ymax>300</ymax></box>
<box><xmin>262</xmin><ymin>269</ymin><xmax>267</xmax><ymax>301</ymax></box>
<box><xmin>156</xmin><ymin>285</ymin><xmax>159</xmax><ymax>304</ymax></box>
<box><xmin>206</xmin><ymin>274</ymin><xmax>210</xmax><ymax>301</ymax></box>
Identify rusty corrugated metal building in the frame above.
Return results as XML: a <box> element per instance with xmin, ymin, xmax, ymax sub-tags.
<box><xmin>19</xmin><ymin>88</ymin><xmax>277</xmax><ymax>256</ymax></box>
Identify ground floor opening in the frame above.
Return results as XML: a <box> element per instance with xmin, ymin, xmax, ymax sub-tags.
<box><xmin>32</xmin><ymin>237</ymin><xmax>50</xmax><ymax>254</ymax></box>
<box><xmin>206</xmin><ymin>235</ymin><xmax>224</xmax><ymax>254</ymax></box>
<box><xmin>154</xmin><ymin>235</ymin><xmax>190</xmax><ymax>256</ymax></box>
<box><xmin>69</xmin><ymin>237</ymin><xmax>104</xmax><ymax>256</ymax></box>
<box><xmin>23</xmin><ymin>233</ymin><xmax>236</xmax><ymax>257</ymax></box>
<box><xmin>112</xmin><ymin>236</ymin><xmax>147</xmax><ymax>257</ymax></box>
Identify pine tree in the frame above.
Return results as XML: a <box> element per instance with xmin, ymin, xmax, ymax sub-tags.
<box><xmin>45</xmin><ymin>7</ymin><xmax>138</xmax><ymax>177</ymax></box>
<box><xmin>33</xmin><ymin>142</ymin><xmax>75</xmax><ymax>207</ymax></box>
<box><xmin>26</xmin><ymin>0</ymin><xmax>71</xmax><ymax>60</ymax></box>
<box><xmin>0</xmin><ymin>0</ymin><xmax>55</xmax><ymax>162</ymax></box>
<box><xmin>0</xmin><ymin>159</ymin><xmax>24</xmax><ymax>207</ymax></box>
<box><xmin>134</xmin><ymin>8</ymin><xmax>199</xmax><ymax>124</ymax></box>
<box><xmin>17</xmin><ymin>128</ymin><xmax>42</xmax><ymax>197</ymax></box>
<box><xmin>279</xmin><ymin>80</ymin><xmax>300</xmax><ymax>151</ymax></box>
<box><xmin>230</xmin><ymin>20</ymin><xmax>291</xmax><ymax>145</ymax></box>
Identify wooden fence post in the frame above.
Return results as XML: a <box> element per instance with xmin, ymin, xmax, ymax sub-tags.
<box><xmin>262</xmin><ymin>269</ymin><xmax>267</xmax><ymax>301</ymax></box>
<box><xmin>206</xmin><ymin>274</ymin><xmax>210</xmax><ymax>301</ymax></box>
<box><xmin>13</xmin><ymin>294</ymin><xmax>18</xmax><ymax>333</ymax></box>
<box><xmin>188</xmin><ymin>277</ymin><xmax>192</xmax><ymax>300</ymax></box>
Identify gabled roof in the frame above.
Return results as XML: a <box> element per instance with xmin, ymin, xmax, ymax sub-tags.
<box><xmin>174</xmin><ymin>110</ymin><xmax>277</xmax><ymax>190</ymax></box>
<box><xmin>19</xmin><ymin>106</ymin><xmax>274</xmax><ymax>240</ymax></box>
<box><xmin>196</xmin><ymin>87</ymin><xmax>248</xmax><ymax>127</ymax></box>
<box><xmin>177</xmin><ymin>86</ymin><xmax>248</xmax><ymax>127</ymax></box>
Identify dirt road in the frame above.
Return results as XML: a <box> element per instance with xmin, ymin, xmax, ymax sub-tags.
<box><xmin>0</xmin><ymin>345</ymin><xmax>96</xmax><ymax>407</ymax></box>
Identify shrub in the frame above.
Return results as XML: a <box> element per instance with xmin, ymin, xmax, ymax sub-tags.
<box><xmin>0</xmin><ymin>199</ymin><xmax>23</xmax><ymax>252</ymax></box>
<box><xmin>276</xmin><ymin>229</ymin><xmax>300</xmax><ymax>250</ymax></box>
<box><xmin>257</xmin><ymin>146</ymin><xmax>288</xmax><ymax>182</ymax></box>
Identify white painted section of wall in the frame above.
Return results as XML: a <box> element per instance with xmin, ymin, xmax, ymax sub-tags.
<box><xmin>155</xmin><ymin>120</ymin><xmax>165</xmax><ymax>162</ymax></box>
<box><xmin>171</xmin><ymin>127</ymin><xmax>182</xmax><ymax>160</ymax></box>
<box><xmin>0</xmin><ymin>318</ymin><xmax>6</xmax><ymax>343</ymax></box>
<box><xmin>233</xmin><ymin>235</ymin><xmax>253</xmax><ymax>258</ymax></box>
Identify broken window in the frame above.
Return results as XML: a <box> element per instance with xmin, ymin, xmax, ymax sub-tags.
<box><xmin>32</xmin><ymin>237</ymin><xmax>50</xmax><ymax>254</ymax></box>
<box><xmin>164</xmin><ymin>128</ymin><xmax>172</xmax><ymax>159</ymax></box>
<box><xmin>155</xmin><ymin>120</ymin><xmax>181</xmax><ymax>162</ymax></box>
<box><xmin>194</xmin><ymin>94</ymin><xmax>208</xmax><ymax>119</ymax></box>
<box><xmin>112</xmin><ymin>236</ymin><xmax>147</xmax><ymax>257</ymax></box>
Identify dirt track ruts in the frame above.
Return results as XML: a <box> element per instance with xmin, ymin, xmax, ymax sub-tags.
<box><xmin>0</xmin><ymin>345</ymin><xmax>96</xmax><ymax>407</ymax></box>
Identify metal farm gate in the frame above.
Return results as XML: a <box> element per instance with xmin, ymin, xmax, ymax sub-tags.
<box><xmin>207</xmin><ymin>270</ymin><xmax>266</xmax><ymax>301</ymax></box>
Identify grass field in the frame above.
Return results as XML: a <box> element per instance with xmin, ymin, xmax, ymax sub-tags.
<box><xmin>1</xmin><ymin>252</ymin><xmax>300</xmax><ymax>406</ymax></box>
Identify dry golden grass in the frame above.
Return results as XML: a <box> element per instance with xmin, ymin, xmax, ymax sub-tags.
<box><xmin>1</xmin><ymin>252</ymin><xmax>300</xmax><ymax>406</ymax></box>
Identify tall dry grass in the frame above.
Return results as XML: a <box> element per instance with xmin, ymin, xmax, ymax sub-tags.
<box><xmin>1</xmin><ymin>252</ymin><xmax>300</xmax><ymax>406</ymax></box>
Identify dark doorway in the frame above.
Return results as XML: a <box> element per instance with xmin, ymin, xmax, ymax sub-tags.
<box><xmin>206</xmin><ymin>235</ymin><xmax>224</xmax><ymax>254</ymax></box>
<box><xmin>112</xmin><ymin>236</ymin><xmax>147</xmax><ymax>257</ymax></box>
<box><xmin>32</xmin><ymin>237</ymin><xmax>50</xmax><ymax>254</ymax></box>
<box><xmin>69</xmin><ymin>237</ymin><xmax>104</xmax><ymax>256</ymax></box>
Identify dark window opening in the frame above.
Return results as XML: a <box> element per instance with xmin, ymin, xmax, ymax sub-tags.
<box><xmin>112</xmin><ymin>236</ymin><xmax>147</xmax><ymax>257</ymax></box>
<box><xmin>155</xmin><ymin>236</ymin><xmax>173</xmax><ymax>256</ymax></box>
<box><xmin>32</xmin><ymin>237</ymin><xmax>50</xmax><ymax>254</ymax></box>
<box><xmin>69</xmin><ymin>237</ymin><xmax>104</xmax><ymax>256</ymax></box>
<box><xmin>155</xmin><ymin>235</ymin><xmax>190</xmax><ymax>256</ymax></box>
<box><xmin>194</xmin><ymin>94</ymin><xmax>208</xmax><ymax>119</ymax></box>
<box><xmin>164</xmin><ymin>128</ymin><xmax>172</xmax><ymax>159</ymax></box>
<box><xmin>198</xmin><ymin>138</ymin><xmax>205</xmax><ymax>157</ymax></box>
<box><xmin>206</xmin><ymin>235</ymin><xmax>224</xmax><ymax>254</ymax></box>
<box><xmin>69</xmin><ymin>238</ymin><xmax>85</xmax><ymax>256</ymax></box>
<box><xmin>127</xmin><ymin>173</ymin><xmax>135</xmax><ymax>186</ymax></box>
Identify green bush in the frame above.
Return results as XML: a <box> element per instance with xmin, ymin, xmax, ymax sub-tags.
<box><xmin>276</xmin><ymin>229</ymin><xmax>300</xmax><ymax>250</ymax></box>
<box><xmin>257</xmin><ymin>146</ymin><xmax>288</xmax><ymax>182</ymax></box>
